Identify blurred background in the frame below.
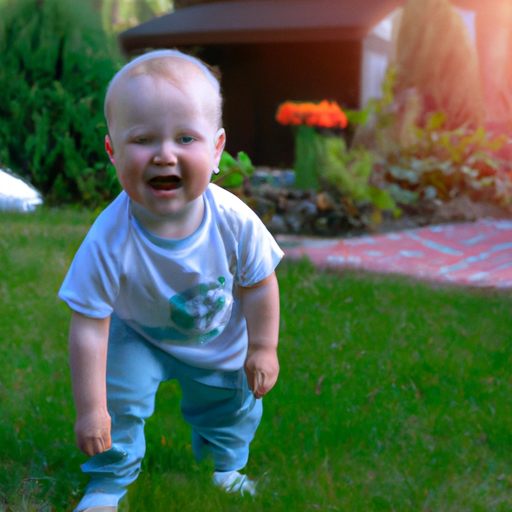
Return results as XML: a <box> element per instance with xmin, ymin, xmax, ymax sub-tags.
<box><xmin>1</xmin><ymin>0</ymin><xmax>511</xmax><ymax>230</ymax></box>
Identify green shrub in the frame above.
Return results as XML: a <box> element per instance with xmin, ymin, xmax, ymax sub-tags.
<box><xmin>283</xmin><ymin>122</ymin><xmax>398</xmax><ymax>218</ymax></box>
<box><xmin>298</xmin><ymin>130</ymin><xmax>398</xmax><ymax>216</ymax></box>
<box><xmin>101</xmin><ymin>0</ymin><xmax>174</xmax><ymax>34</ymax></box>
<box><xmin>378</xmin><ymin>112</ymin><xmax>512</xmax><ymax>207</ymax></box>
<box><xmin>353</xmin><ymin>68</ymin><xmax>512</xmax><ymax>209</ymax></box>
<box><xmin>0</xmin><ymin>0</ymin><xmax>122</xmax><ymax>206</ymax></box>
<box><xmin>211</xmin><ymin>150</ymin><xmax>254</xmax><ymax>190</ymax></box>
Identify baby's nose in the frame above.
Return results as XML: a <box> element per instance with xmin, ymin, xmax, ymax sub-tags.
<box><xmin>153</xmin><ymin>141</ymin><xmax>177</xmax><ymax>165</ymax></box>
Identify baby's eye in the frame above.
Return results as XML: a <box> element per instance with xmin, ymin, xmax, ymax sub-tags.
<box><xmin>134</xmin><ymin>136</ymin><xmax>151</xmax><ymax>144</ymax></box>
<box><xmin>179</xmin><ymin>136</ymin><xmax>195</xmax><ymax>145</ymax></box>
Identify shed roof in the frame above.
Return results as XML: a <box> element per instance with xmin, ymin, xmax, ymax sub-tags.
<box><xmin>119</xmin><ymin>0</ymin><xmax>406</xmax><ymax>53</ymax></box>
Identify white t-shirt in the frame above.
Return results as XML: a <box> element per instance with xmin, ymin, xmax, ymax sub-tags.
<box><xmin>59</xmin><ymin>184</ymin><xmax>284</xmax><ymax>371</ymax></box>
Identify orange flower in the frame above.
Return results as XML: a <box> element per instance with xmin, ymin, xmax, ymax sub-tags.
<box><xmin>276</xmin><ymin>101</ymin><xmax>347</xmax><ymax>129</ymax></box>
<box><xmin>275</xmin><ymin>102</ymin><xmax>295</xmax><ymax>125</ymax></box>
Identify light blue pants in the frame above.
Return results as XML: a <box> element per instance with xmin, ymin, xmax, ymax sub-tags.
<box><xmin>75</xmin><ymin>315</ymin><xmax>262</xmax><ymax>511</ymax></box>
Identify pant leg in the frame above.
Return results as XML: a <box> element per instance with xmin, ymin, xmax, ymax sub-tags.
<box><xmin>177</xmin><ymin>364</ymin><xmax>263</xmax><ymax>472</ymax></box>
<box><xmin>76</xmin><ymin>315</ymin><xmax>170</xmax><ymax>511</ymax></box>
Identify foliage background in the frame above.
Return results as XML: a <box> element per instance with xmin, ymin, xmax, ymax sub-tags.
<box><xmin>100</xmin><ymin>0</ymin><xmax>173</xmax><ymax>33</ymax></box>
<box><xmin>0</xmin><ymin>0</ymin><xmax>173</xmax><ymax>208</ymax></box>
<box><xmin>0</xmin><ymin>0</ymin><xmax>123</xmax><ymax>206</ymax></box>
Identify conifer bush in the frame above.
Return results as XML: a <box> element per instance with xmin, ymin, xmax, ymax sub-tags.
<box><xmin>0</xmin><ymin>0</ymin><xmax>122</xmax><ymax>206</ymax></box>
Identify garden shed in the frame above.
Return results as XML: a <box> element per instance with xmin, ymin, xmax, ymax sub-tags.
<box><xmin>118</xmin><ymin>0</ymin><xmax>511</xmax><ymax>167</ymax></box>
<box><xmin>118</xmin><ymin>0</ymin><xmax>406</xmax><ymax>166</ymax></box>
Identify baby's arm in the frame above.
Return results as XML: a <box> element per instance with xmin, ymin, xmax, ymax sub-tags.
<box><xmin>69</xmin><ymin>311</ymin><xmax>112</xmax><ymax>456</ymax></box>
<box><xmin>240</xmin><ymin>272</ymin><xmax>280</xmax><ymax>399</ymax></box>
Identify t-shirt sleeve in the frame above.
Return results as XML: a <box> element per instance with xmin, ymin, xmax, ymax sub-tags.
<box><xmin>58</xmin><ymin>232</ymin><xmax>120</xmax><ymax>318</ymax></box>
<box><xmin>236</xmin><ymin>207</ymin><xmax>284</xmax><ymax>287</ymax></box>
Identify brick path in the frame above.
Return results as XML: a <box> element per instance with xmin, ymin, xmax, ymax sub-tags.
<box><xmin>277</xmin><ymin>219</ymin><xmax>512</xmax><ymax>288</ymax></box>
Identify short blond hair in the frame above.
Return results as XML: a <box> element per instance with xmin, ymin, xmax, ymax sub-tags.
<box><xmin>105</xmin><ymin>50</ymin><xmax>223</xmax><ymax>129</ymax></box>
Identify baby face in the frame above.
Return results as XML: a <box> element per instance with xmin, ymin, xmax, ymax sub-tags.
<box><xmin>106</xmin><ymin>68</ymin><xmax>225</xmax><ymax>221</ymax></box>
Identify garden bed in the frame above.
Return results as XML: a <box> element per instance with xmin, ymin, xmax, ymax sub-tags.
<box><xmin>242</xmin><ymin>173</ymin><xmax>512</xmax><ymax>238</ymax></box>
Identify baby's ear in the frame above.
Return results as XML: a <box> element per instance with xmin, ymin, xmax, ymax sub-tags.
<box><xmin>214</xmin><ymin>129</ymin><xmax>226</xmax><ymax>162</ymax></box>
<box><xmin>105</xmin><ymin>135</ymin><xmax>115</xmax><ymax>164</ymax></box>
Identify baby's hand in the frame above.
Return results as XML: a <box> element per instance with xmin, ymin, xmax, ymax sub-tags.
<box><xmin>74</xmin><ymin>409</ymin><xmax>112</xmax><ymax>457</ymax></box>
<box><xmin>244</xmin><ymin>346</ymin><xmax>279</xmax><ymax>399</ymax></box>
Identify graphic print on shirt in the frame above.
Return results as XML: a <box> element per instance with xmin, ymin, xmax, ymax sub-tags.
<box><xmin>136</xmin><ymin>277</ymin><xmax>233</xmax><ymax>346</ymax></box>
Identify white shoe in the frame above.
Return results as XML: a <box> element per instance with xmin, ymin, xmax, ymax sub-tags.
<box><xmin>213</xmin><ymin>470</ymin><xmax>257</xmax><ymax>496</ymax></box>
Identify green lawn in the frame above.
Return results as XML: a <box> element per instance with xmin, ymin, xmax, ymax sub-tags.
<box><xmin>1</xmin><ymin>209</ymin><xmax>512</xmax><ymax>512</ymax></box>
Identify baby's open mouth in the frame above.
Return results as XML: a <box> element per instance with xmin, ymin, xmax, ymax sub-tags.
<box><xmin>148</xmin><ymin>175</ymin><xmax>182</xmax><ymax>191</ymax></box>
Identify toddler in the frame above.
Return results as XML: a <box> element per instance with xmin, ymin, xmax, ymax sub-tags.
<box><xmin>59</xmin><ymin>49</ymin><xmax>283</xmax><ymax>512</ymax></box>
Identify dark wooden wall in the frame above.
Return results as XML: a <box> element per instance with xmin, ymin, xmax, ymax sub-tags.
<box><xmin>198</xmin><ymin>41</ymin><xmax>362</xmax><ymax>167</ymax></box>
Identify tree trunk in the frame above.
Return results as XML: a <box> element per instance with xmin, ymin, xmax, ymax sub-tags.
<box><xmin>475</xmin><ymin>0</ymin><xmax>512</xmax><ymax>134</ymax></box>
<box><xmin>393</xmin><ymin>0</ymin><xmax>484</xmax><ymax>130</ymax></box>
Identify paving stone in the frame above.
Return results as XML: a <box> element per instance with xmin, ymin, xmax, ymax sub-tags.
<box><xmin>277</xmin><ymin>219</ymin><xmax>512</xmax><ymax>288</ymax></box>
